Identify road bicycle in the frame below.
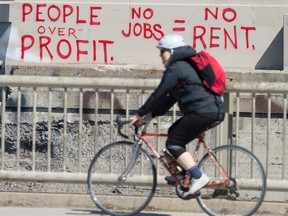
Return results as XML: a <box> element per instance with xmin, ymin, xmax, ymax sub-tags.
<box><xmin>87</xmin><ymin>116</ymin><xmax>266</xmax><ymax>216</ymax></box>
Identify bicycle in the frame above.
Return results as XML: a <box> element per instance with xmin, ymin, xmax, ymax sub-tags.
<box><xmin>87</xmin><ymin>116</ymin><xmax>267</xmax><ymax>216</ymax></box>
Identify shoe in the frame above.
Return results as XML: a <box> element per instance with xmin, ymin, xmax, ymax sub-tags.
<box><xmin>182</xmin><ymin>173</ymin><xmax>210</xmax><ymax>197</ymax></box>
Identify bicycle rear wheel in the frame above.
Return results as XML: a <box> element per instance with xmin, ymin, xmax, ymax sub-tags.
<box><xmin>87</xmin><ymin>141</ymin><xmax>157</xmax><ymax>216</ymax></box>
<box><xmin>197</xmin><ymin>145</ymin><xmax>266</xmax><ymax>216</ymax></box>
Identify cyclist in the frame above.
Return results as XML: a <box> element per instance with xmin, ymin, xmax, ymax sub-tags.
<box><xmin>130</xmin><ymin>34</ymin><xmax>225</xmax><ymax>197</ymax></box>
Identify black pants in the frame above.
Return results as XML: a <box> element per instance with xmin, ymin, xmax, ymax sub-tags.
<box><xmin>166</xmin><ymin>112</ymin><xmax>224</xmax><ymax>159</ymax></box>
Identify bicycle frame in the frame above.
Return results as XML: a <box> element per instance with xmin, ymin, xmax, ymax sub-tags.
<box><xmin>194</xmin><ymin>136</ymin><xmax>232</xmax><ymax>189</ymax></box>
<box><xmin>138</xmin><ymin>127</ymin><xmax>233</xmax><ymax>190</ymax></box>
<box><xmin>115</xmin><ymin>117</ymin><xmax>233</xmax><ymax>190</ymax></box>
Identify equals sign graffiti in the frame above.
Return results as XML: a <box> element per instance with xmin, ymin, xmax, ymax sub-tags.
<box><xmin>173</xmin><ymin>20</ymin><xmax>186</xmax><ymax>32</ymax></box>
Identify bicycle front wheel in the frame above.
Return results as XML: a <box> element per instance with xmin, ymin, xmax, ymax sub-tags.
<box><xmin>197</xmin><ymin>145</ymin><xmax>266</xmax><ymax>216</ymax></box>
<box><xmin>87</xmin><ymin>141</ymin><xmax>157</xmax><ymax>216</ymax></box>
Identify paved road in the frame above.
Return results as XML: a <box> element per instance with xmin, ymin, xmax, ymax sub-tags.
<box><xmin>0</xmin><ymin>207</ymin><xmax>206</xmax><ymax>216</ymax></box>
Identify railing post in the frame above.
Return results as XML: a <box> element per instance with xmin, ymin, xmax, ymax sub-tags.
<box><xmin>222</xmin><ymin>92</ymin><xmax>233</xmax><ymax>145</ymax></box>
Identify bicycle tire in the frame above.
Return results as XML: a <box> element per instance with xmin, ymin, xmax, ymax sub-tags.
<box><xmin>87</xmin><ymin>141</ymin><xmax>157</xmax><ymax>216</ymax></box>
<box><xmin>196</xmin><ymin>145</ymin><xmax>266</xmax><ymax>216</ymax></box>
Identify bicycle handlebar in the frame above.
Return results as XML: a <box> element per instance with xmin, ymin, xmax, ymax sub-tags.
<box><xmin>115</xmin><ymin>116</ymin><xmax>139</xmax><ymax>139</ymax></box>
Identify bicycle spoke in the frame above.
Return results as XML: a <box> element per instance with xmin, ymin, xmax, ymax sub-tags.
<box><xmin>196</xmin><ymin>145</ymin><xmax>266</xmax><ymax>216</ymax></box>
<box><xmin>87</xmin><ymin>141</ymin><xmax>157</xmax><ymax>216</ymax></box>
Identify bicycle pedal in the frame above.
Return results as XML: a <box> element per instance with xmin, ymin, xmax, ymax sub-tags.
<box><xmin>165</xmin><ymin>173</ymin><xmax>186</xmax><ymax>186</ymax></box>
<box><xmin>165</xmin><ymin>176</ymin><xmax>176</xmax><ymax>185</ymax></box>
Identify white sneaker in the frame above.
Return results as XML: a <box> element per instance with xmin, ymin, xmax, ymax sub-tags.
<box><xmin>183</xmin><ymin>173</ymin><xmax>210</xmax><ymax>197</ymax></box>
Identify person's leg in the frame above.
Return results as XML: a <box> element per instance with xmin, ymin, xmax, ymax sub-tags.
<box><xmin>166</xmin><ymin>113</ymin><xmax>215</xmax><ymax>166</ymax></box>
<box><xmin>175</xmin><ymin>151</ymin><xmax>195</xmax><ymax>170</ymax></box>
<box><xmin>176</xmin><ymin>151</ymin><xmax>203</xmax><ymax>179</ymax></box>
<box><xmin>165</xmin><ymin>113</ymin><xmax>220</xmax><ymax>195</ymax></box>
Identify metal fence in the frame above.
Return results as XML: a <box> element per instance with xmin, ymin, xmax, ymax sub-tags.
<box><xmin>0</xmin><ymin>75</ymin><xmax>287</xmax><ymax>194</ymax></box>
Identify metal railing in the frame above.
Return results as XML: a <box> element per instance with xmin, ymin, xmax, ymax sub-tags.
<box><xmin>0</xmin><ymin>75</ymin><xmax>287</xmax><ymax>193</ymax></box>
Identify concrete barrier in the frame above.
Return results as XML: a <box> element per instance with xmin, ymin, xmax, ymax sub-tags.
<box><xmin>0</xmin><ymin>1</ymin><xmax>288</xmax><ymax>70</ymax></box>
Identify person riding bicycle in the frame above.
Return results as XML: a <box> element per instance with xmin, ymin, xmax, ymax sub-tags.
<box><xmin>130</xmin><ymin>34</ymin><xmax>225</xmax><ymax>197</ymax></box>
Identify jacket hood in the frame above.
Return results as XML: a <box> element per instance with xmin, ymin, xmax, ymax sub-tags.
<box><xmin>168</xmin><ymin>46</ymin><xmax>196</xmax><ymax>66</ymax></box>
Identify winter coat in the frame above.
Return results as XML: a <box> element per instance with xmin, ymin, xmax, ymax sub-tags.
<box><xmin>137</xmin><ymin>46</ymin><xmax>224</xmax><ymax>117</ymax></box>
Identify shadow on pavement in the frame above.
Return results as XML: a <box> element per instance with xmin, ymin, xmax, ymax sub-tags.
<box><xmin>67</xmin><ymin>209</ymin><xmax>171</xmax><ymax>216</ymax></box>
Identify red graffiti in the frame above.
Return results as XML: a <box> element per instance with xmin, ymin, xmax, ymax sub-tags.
<box><xmin>192</xmin><ymin>25</ymin><xmax>256</xmax><ymax>50</ymax></box>
<box><xmin>21</xmin><ymin>35</ymin><xmax>114</xmax><ymax>63</ymax></box>
<box><xmin>18</xmin><ymin>3</ymin><xmax>258</xmax><ymax>63</ymax></box>
<box><xmin>191</xmin><ymin>7</ymin><xmax>256</xmax><ymax>50</ymax></box>
<box><xmin>121</xmin><ymin>7</ymin><xmax>164</xmax><ymax>40</ymax></box>
<box><xmin>37</xmin><ymin>26</ymin><xmax>77</xmax><ymax>38</ymax></box>
<box><xmin>205</xmin><ymin>7</ymin><xmax>237</xmax><ymax>23</ymax></box>
<box><xmin>22</xmin><ymin>3</ymin><xmax>102</xmax><ymax>25</ymax></box>
<box><xmin>20</xmin><ymin>3</ymin><xmax>115</xmax><ymax>63</ymax></box>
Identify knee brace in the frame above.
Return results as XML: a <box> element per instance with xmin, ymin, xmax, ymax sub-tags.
<box><xmin>166</xmin><ymin>142</ymin><xmax>186</xmax><ymax>159</ymax></box>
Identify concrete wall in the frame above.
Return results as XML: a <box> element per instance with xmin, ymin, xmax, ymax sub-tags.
<box><xmin>0</xmin><ymin>0</ymin><xmax>288</xmax><ymax>70</ymax></box>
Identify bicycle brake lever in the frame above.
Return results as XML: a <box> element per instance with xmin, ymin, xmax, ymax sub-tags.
<box><xmin>114</xmin><ymin>115</ymin><xmax>122</xmax><ymax>126</ymax></box>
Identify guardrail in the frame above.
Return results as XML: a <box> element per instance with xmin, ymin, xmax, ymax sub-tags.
<box><xmin>0</xmin><ymin>75</ymin><xmax>287</xmax><ymax>195</ymax></box>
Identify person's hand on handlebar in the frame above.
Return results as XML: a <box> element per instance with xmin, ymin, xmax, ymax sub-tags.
<box><xmin>130</xmin><ymin>113</ymin><xmax>152</xmax><ymax>126</ymax></box>
<box><xmin>130</xmin><ymin>114</ymin><xmax>142</xmax><ymax>126</ymax></box>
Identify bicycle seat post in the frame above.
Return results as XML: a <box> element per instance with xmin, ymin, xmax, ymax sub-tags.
<box><xmin>193</xmin><ymin>134</ymin><xmax>206</xmax><ymax>160</ymax></box>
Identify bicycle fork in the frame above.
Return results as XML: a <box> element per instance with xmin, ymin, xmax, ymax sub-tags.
<box><xmin>118</xmin><ymin>141</ymin><xmax>142</xmax><ymax>182</ymax></box>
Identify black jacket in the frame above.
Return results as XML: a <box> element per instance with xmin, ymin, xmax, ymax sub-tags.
<box><xmin>137</xmin><ymin>46</ymin><xmax>224</xmax><ymax>117</ymax></box>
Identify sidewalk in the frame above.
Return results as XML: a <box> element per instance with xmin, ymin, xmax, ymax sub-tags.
<box><xmin>0</xmin><ymin>207</ymin><xmax>206</xmax><ymax>216</ymax></box>
<box><xmin>0</xmin><ymin>192</ymin><xmax>287</xmax><ymax>216</ymax></box>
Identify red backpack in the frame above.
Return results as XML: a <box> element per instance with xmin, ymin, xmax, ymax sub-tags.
<box><xmin>190</xmin><ymin>51</ymin><xmax>226</xmax><ymax>96</ymax></box>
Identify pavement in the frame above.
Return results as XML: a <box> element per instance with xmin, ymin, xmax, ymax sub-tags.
<box><xmin>0</xmin><ymin>192</ymin><xmax>287</xmax><ymax>216</ymax></box>
<box><xmin>0</xmin><ymin>207</ymin><xmax>206</xmax><ymax>216</ymax></box>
